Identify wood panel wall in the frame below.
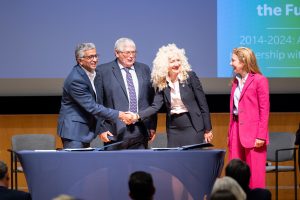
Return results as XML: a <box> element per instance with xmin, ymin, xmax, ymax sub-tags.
<box><xmin>0</xmin><ymin>113</ymin><xmax>299</xmax><ymax>196</ymax></box>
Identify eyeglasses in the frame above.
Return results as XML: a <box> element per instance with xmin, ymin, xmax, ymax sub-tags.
<box><xmin>83</xmin><ymin>54</ymin><xmax>99</xmax><ymax>60</ymax></box>
<box><xmin>119</xmin><ymin>51</ymin><xmax>137</xmax><ymax>56</ymax></box>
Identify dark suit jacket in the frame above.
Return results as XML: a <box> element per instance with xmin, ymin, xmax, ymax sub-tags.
<box><xmin>95</xmin><ymin>60</ymin><xmax>157</xmax><ymax>142</ymax></box>
<box><xmin>57</xmin><ymin>64</ymin><xmax>119</xmax><ymax>143</ymax></box>
<box><xmin>0</xmin><ymin>186</ymin><xmax>32</xmax><ymax>200</ymax></box>
<box><xmin>139</xmin><ymin>71</ymin><xmax>212</xmax><ymax>134</ymax></box>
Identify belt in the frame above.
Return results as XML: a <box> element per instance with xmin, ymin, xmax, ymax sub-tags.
<box><xmin>171</xmin><ymin>112</ymin><xmax>188</xmax><ymax>118</ymax></box>
<box><xmin>233</xmin><ymin>115</ymin><xmax>238</xmax><ymax>121</ymax></box>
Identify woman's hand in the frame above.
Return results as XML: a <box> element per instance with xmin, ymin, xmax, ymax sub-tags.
<box><xmin>254</xmin><ymin>138</ymin><xmax>265</xmax><ymax>148</ymax></box>
<box><xmin>204</xmin><ymin>130</ymin><xmax>213</xmax><ymax>143</ymax></box>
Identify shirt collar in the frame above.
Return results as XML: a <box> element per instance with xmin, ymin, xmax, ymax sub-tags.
<box><xmin>235</xmin><ymin>73</ymin><xmax>248</xmax><ymax>84</ymax></box>
<box><xmin>80</xmin><ymin>66</ymin><xmax>96</xmax><ymax>80</ymax></box>
<box><xmin>166</xmin><ymin>76</ymin><xmax>171</xmax><ymax>84</ymax></box>
<box><xmin>117</xmin><ymin>61</ymin><xmax>135</xmax><ymax>70</ymax></box>
<box><xmin>166</xmin><ymin>73</ymin><xmax>183</xmax><ymax>84</ymax></box>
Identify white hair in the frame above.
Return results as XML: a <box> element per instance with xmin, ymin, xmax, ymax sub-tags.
<box><xmin>151</xmin><ymin>43</ymin><xmax>191</xmax><ymax>91</ymax></box>
<box><xmin>114</xmin><ymin>37</ymin><xmax>136</xmax><ymax>52</ymax></box>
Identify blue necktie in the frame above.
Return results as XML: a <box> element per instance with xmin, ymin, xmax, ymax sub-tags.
<box><xmin>123</xmin><ymin>68</ymin><xmax>137</xmax><ymax>113</ymax></box>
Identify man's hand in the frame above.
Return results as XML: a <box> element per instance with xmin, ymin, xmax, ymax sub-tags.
<box><xmin>119</xmin><ymin>111</ymin><xmax>139</xmax><ymax>124</ymax></box>
<box><xmin>119</xmin><ymin>111</ymin><xmax>134</xmax><ymax>124</ymax></box>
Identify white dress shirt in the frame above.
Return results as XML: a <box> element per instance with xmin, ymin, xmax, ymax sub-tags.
<box><xmin>81</xmin><ymin>66</ymin><xmax>97</xmax><ymax>97</ymax></box>
<box><xmin>233</xmin><ymin>73</ymin><xmax>248</xmax><ymax>115</ymax></box>
<box><xmin>167</xmin><ymin>76</ymin><xmax>188</xmax><ymax>115</ymax></box>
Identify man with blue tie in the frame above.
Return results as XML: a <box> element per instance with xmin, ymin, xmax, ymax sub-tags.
<box><xmin>95</xmin><ymin>38</ymin><xmax>157</xmax><ymax>149</ymax></box>
<box><xmin>57</xmin><ymin>43</ymin><xmax>132</xmax><ymax>148</ymax></box>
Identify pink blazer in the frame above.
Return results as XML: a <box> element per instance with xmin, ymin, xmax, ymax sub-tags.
<box><xmin>229</xmin><ymin>73</ymin><xmax>270</xmax><ymax>148</ymax></box>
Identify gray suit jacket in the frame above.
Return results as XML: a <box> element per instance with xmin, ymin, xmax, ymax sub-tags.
<box><xmin>57</xmin><ymin>64</ymin><xmax>119</xmax><ymax>143</ymax></box>
<box><xmin>139</xmin><ymin>71</ymin><xmax>212</xmax><ymax>133</ymax></box>
<box><xmin>95</xmin><ymin>60</ymin><xmax>157</xmax><ymax>141</ymax></box>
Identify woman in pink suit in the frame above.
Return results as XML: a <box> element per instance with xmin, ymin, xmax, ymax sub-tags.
<box><xmin>228</xmin><ymin>47</ymin><xmax>270</xmax><ymax>189</ymax></box>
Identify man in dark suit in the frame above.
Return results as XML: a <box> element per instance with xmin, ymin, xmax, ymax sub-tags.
<box><xmin>95</xmin><ymin>38</ymin><xmax>157</xmax><ymax>149</ymax></box>
<box><xmin>58</xmin><ymin>43</ymin><xmax>132</xmax><ymax>148</ymax></box>
<box><xmin>0</xmin><ymin>160</ymin><xmax>32</xmax><ymax>200</ymax></box>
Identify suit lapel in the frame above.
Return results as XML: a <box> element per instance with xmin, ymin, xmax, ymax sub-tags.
<box><xmin>76</xmin><ymin>65</ymin><xmax>97</xmax><ymax>99</ymax></box>
<box><xmin>230</xmin><ymin>81</ymin><xmax>238</xmax><ymax>111</ymax></box>
<box><xmin>240</xmin><ymin>73</ymin><xmax>255</xmax><ymax>101</ymax></box>
<box><xmin>134</xmin><ymin>65</ymin><xmax>143</xmax><ymax>100</ymax></box>
<box><xmin>164</xmin><ymin>83</ymin><xmax>171</xmax><ymax>103</ymax></box>
<box><xmin>231</xmin><ymin>81</ymin><xmax>238</xmax><ymax>97</ymax></box>
<box><xmin>178</xmin><ymin>81</ymin><xmax>188</xmax><ymax>102</ymax></box>
<box><xmin>111</xmin><ymin>60</ymin><xmax>128</xmax><ymax>98</ymax></box>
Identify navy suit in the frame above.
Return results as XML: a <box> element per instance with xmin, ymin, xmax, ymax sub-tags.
<box><xmin>139</xmin><ymin>71</ymin><xmax>212</xmax><ymax>147</ymax></box>
<box><xmin>95</xmin><ymin>59</ymin><xmax>157</xmax><ymax>149</ymax></box>
<box><xmin>0</xmin><ymin>186</ymin><xmax>31</xmax><ymax>200</ymax></box>
<box><xmin>57</xmin><ymin>65</ymin><xmax>119</xmax><ymax>146</ymax></box>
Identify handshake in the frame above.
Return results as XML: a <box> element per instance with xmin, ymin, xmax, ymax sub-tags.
<box><xmin>119</xmin><ymin>111</ymin><xmax>140</xmax><ymax>125</ymax></box>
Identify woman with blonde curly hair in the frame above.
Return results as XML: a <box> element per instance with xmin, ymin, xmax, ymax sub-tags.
<box><xmin>137</xmin><ymin>43</ymin><xmax>213</xmax><ymax>147</ymax></box>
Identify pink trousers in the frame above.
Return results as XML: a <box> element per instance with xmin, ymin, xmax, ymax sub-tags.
<box><xmin>228</xmin><ymin>120</ymin><xmax>266</xmax><ymax>189</ymax></box>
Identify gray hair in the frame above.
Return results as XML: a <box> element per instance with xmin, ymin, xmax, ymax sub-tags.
<box><xmin>114</xmin><ymin>38</ymin><xmax>136</xmax><ymax>52</ymax></box>
<box><xmin>75</xmin><ymin>43</ymin><xmax>96</xmax><ymax>59</ymax></box>
<box><xmin>211</xmin><ymin>176</ymin><xmax>246</xmax><ymax>200</ymax></box>
<box><xmin>0</xmin><ymin>160</ymin><xmax>8</xmax><ymax>179</ymax></box>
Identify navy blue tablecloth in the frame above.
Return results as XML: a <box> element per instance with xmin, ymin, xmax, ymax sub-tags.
<box><xmin>17</xmin><ymin>149</ymin><xmax>225</xmax><ymax>200</ymax></box>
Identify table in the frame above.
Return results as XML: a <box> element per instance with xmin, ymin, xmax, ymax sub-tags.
<box><xmin>17</xmin><ymin>149</ymin><xmax>225</xmax><ymax>200</ymax></box>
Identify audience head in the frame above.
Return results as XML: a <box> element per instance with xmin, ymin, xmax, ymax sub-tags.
<box><xmin>128</xmin><ymin>171</ymin><xmax>155</xmax><ymax>200</ymax></box>
<box><xmin>210</xmin><ymin>189</ymin><xmax>240</xmax><ymax>200</ymax></box>
<box><xmin>211</xmin><ymin>176</ymin><xmax>246</xmax><ymax>200</ymax></box>
<box><xmin>52</xmin><ymin>194</ymin><xmax>77</xmax><ymax>200</ymax></box>
<box><xmin>0</xmin><ymin>160</ymin><xmax>9</xmax><ymax>187</ymax></box>
<box><xmin>225</xmin><ymin>159</ymin><xmax>250</xmax><ymax>192</ymax></box>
